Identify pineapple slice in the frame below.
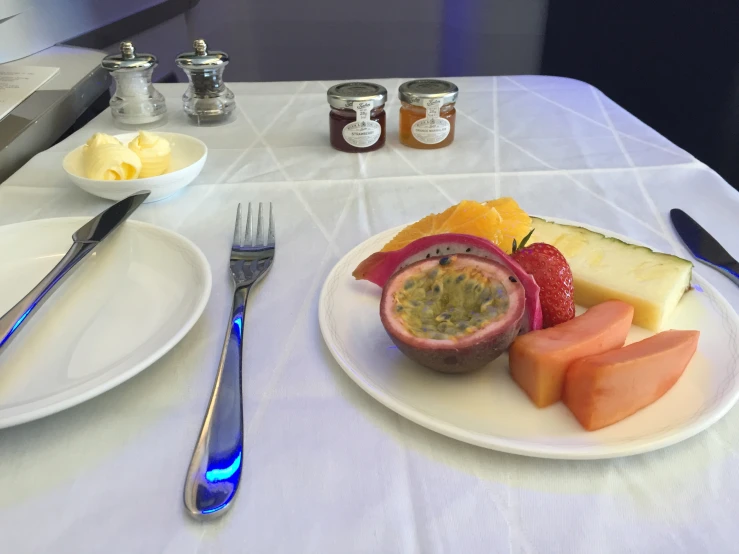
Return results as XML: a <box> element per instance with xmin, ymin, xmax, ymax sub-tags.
<box><xmin>530</xmin><ymin>217</ymin><xmax>693</xmax><ymax>331</ymax></box>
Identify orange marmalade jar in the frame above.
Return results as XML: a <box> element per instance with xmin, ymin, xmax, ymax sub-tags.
<box><xmin>398</xmin><ymin>79</ymin><xmax>459</xmax><ymax>149</ymax></box>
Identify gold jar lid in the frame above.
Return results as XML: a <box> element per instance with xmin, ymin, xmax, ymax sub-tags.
<box><xmin>327</xmin><ymin>82</ymin><xmax>388</xmax><ymax>110</ymax></box>
<box><xmin>399</xmin><ymin>79</ymin><xmax>459</xmax><ymax>106</ymax></box>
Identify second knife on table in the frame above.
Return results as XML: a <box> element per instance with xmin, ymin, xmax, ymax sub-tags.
<box><xmin>670</xmin><ymin>208</ymin><xmax>739</xmax><ymax>286</ymax></box>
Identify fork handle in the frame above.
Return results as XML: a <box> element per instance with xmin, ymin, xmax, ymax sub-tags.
<box><xmin>184</xmin><ymin>285</ymin><xmax>249</xmax><ymax>518</ymax></box>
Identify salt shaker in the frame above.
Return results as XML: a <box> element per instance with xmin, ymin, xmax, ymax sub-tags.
<box><xmin>175</xmin><ymin>39</ymin><xmax>235</xmax><ymax>125</ymax></box>
<box><xmin>102</xmin><ymin>41</ymin><xmax>167</xmax><ymax>129</ymax></box>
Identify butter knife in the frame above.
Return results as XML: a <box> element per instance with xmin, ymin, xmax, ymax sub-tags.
<box><xmin>0</xmin><ymin>190</ymin><xmax>150</xmax><ymax>352</ymax></box>
<box><xmin>670</xmin><ymin>208</ymin><xmax>739</xmax><ymax>286</ymax></box>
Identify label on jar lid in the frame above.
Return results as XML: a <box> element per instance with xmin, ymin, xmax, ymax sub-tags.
<box><xmin>342</xmin><ymin>101</ymin><xmax>381</xmax><ymax>148</ymax></box>
<box><xmin>411</xmin><ymin>98</ymin><xmax>450</xmax><ymax>144</ymax></box>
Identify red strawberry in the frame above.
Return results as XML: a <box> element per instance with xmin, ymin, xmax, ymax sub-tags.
<box><xmin>511</xmin><ymin>231</ymin><xmax>575</xmax><ymax>328</ymax></box>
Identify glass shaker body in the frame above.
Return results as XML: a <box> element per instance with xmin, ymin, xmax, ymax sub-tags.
<box><xmin>181</xmin><ymin>66</ymin><xmax>236</xmax><ymax>125</ymax></box>
<box><xmin>109</xmin><ymin>67</ymin><xmax>168</xmax><ymax>129</ymax></box>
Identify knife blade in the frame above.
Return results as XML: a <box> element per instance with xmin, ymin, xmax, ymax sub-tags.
<box><xmin>0</xmin><ymin>190</ymin><xmax>150</xmax><ymax>351</ymax></box>
<box><xmin>670</xmin><ymin>208</ymin><xmax>739</xmax><ymax>286</ymax></box>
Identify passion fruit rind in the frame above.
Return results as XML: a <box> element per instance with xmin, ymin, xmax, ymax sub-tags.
<box><xmin>380</xmin><ymin>254</ymin><xmax>525</xmax><ymax>374</ymax></box>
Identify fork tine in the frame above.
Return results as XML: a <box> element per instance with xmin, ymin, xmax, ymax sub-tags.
<box><xmin>233</xmin><ymin>204</ymin><xmax>243</xmax><ymax>247</ymax></box>
<box><xmin>255</xmin><ymin>202</ymin><xmax>265</xmax><ymax>246</ymax></box>
<box><xmin>244</xmin><ymin>203</ymin><xmax>253</xmax><ymax>247</ymax></box>
<box><xmin>267</xmin><ymin>203</ymin><xmax>275</xmax><ymax>246</ymax></box>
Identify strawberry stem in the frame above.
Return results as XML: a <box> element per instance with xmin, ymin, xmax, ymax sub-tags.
<box><xmin>512</xmin><ymin>228</ymin><xmax>535</xmax><ymax>253</ymax></box>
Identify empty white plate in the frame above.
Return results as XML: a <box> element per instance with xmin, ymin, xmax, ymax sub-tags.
<box><xmin>319</xmin><ymin>218</ymin><xmax>739</xmax><ymax>460</ymax></box>
<box><xmin>0</xmin><ymin>217</ymin><xmax>211</xmax><ymax>428</ymax></box>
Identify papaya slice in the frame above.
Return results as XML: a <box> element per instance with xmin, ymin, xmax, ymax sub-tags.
<box><xmin>563</xmin><ymin>329</ymin><xmax>699</xmax><ymax>431</ymax></box>
<box><xmin>509</xmin><ymin>300</ymin><xmax>634</xmax><ymax>408</ymax></box>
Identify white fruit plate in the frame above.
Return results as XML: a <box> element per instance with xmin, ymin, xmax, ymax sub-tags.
<box><xmin>318</xmin><ymin>217</ymin><xmax>739</xmax><ymax>460</ymax></box>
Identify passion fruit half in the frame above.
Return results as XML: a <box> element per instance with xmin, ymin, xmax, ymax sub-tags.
<box><xmin>380</xmin><ymin>254</ymin><xmax>525</xmax><ymax>374</ymax></box>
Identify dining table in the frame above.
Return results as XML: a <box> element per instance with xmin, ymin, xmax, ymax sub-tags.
<box><xmin>1</xmin><ymin>75</ymin><xmax>738</xmax><ymax>554</ymax></box>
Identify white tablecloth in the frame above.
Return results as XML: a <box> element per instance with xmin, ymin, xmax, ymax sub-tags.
<box><xmin>1</xmin><ymin>76</ymin><xmax>739</xmax><ymax>554</ymax></box>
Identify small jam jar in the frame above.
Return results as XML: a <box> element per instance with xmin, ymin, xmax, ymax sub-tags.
<box><xmin>327</xmin><ymin>82</ymin><xmax>387</xmax><ymax>153</ymax></box>
<box><xmin>398</xmin><ymin>79</ymin><xmax>459</xmax><ymax>149</ymax></box>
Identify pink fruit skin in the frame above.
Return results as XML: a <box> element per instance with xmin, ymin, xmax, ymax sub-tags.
<box><xmin>353</xmin><ymin>233</ymin><xmax>543</xmax><ymax>332</ymax></box>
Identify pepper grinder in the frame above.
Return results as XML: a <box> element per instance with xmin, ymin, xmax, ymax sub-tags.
<box><xmin>176</xmin><ymin>39</ymin><xmax>235</xmax><ymax>125</ymax></box>
<box><xmin>102</xmin><ymin>41</ymin><xmax>167</xmax><ymax>129</ymax></box>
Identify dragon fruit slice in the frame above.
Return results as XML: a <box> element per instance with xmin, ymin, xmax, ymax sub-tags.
<box><xmin>353</xmin><ymin>233</ymin><xmax>543</xmax><ymax>332</ymax></box>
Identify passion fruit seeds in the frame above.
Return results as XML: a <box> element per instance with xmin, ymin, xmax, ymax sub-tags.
<box><xmin>392</xmin><ymin>261</ymin><xmax>510</xmax><ymax>341</ymax></box>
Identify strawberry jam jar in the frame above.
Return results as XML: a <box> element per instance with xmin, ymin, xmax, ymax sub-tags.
<box><xmin>327</xmin><ymin>82</ymin><xmax>387</xmax><ymax>153</ymax></box>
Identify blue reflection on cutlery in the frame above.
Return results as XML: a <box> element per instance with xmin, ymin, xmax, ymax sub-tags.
<box><xmin>183</xmin><ymin>202</ymin><xmax>275</xmax><ymax>519</ymax></box>
<box><xmin>206</xmin><ymin>452</ymin><xmax>242</xmax><ymax>483</ymax></box>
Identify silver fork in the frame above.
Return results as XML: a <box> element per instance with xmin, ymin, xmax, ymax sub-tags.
<box><xmin>184</xmin><ymin>202</ymin><xmax>275</xmax><ymax>519</ymax></box>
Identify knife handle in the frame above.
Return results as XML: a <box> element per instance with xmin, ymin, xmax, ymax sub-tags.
<box><xmin>717</xmin><ymin>262</ymin><xmax>739</xmax><ymax>287</ymax></box>
<box><xmin>695</xmin><ymin>260</ymin><xmax>739</xmax><ymax>288</ymax></box>
<box><xmin>0</xmin><ymin>241</ymin><xmax>96</xmax><ymax>351</ymax></box>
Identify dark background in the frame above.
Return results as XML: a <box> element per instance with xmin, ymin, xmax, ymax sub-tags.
<box><xmin>542</xmin><ymin>1</ymin><xmax>739</xmax><ymax>190</ymax></box>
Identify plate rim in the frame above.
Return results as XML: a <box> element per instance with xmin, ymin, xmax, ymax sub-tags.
<box><xmin>0</xmin><ymin>217</ymin><xmax>213</xmax><ymax>428</ymax></box>
<box><xmin>318</xmin><ymin>216</ymin><xmax>739</xmax><ymax>460</ymax></box>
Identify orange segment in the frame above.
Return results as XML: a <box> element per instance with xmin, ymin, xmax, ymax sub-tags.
<box><xmin>484</xmin><ymin>197</ymin><xmax>532</xmax><ymax>253</ymax></box>
<box><xmin>380</xmin><ymin>200</ymin><xmax>501</xmax><ymax>252</ymax></box>
<box><xmin>379</xmin><ymin>198</ymin><xmax>532</xmax><ymax>253</ymax></box>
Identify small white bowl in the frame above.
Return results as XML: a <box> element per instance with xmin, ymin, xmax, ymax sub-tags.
<box><xmin>62</xmin><ymin>132</ymin><xmax>208</xmax><ymax>203</ymax></box>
